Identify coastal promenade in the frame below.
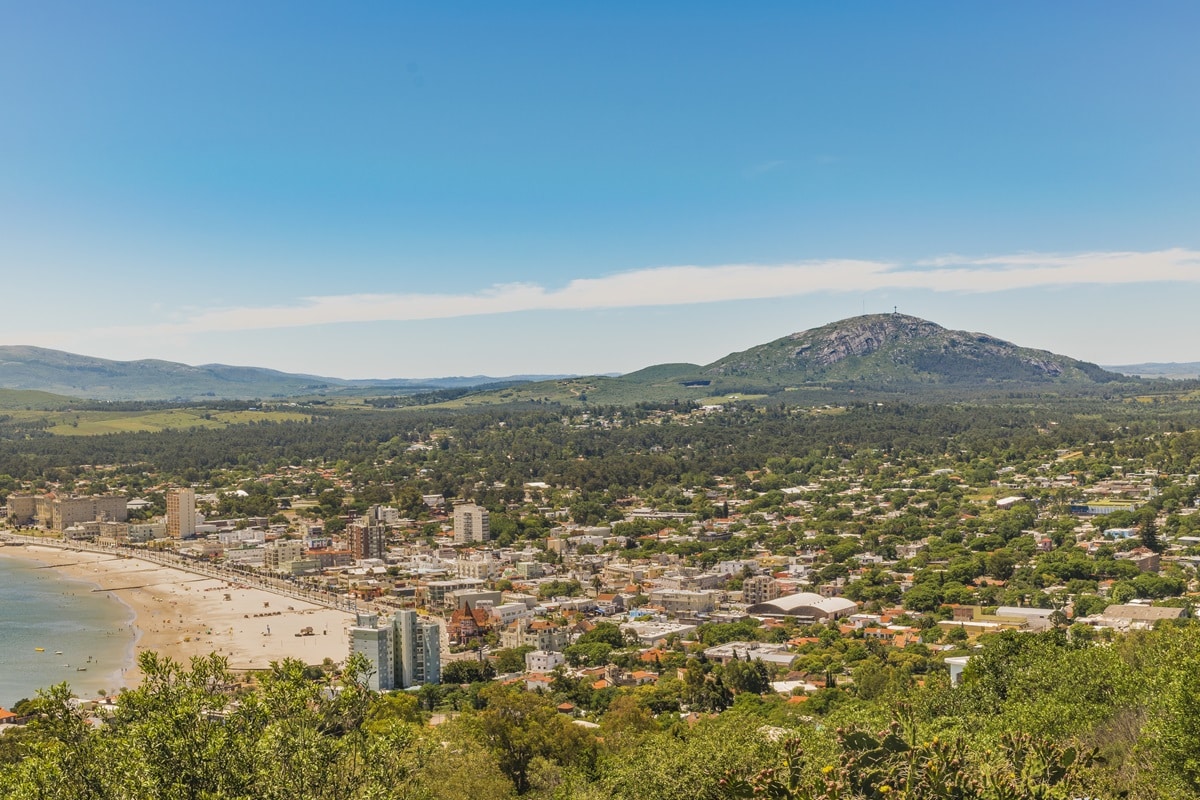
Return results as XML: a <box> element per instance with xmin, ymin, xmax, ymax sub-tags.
<box><xmin>0</xmin><ymin>531</ymin><xmax>359</xmax><ymax>614</ymax></box>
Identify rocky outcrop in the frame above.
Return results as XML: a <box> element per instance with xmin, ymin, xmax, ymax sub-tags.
<box><xmin>787</xmin><ymin>315</ymin><xmax>945</xmax><ymax>366</ymax></box>
<box><xmin>701</xmin><ymin>313</ymin><xmax>1122</xmax><ymax>384</ymax></box>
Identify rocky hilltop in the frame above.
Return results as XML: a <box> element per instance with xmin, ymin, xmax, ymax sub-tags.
<box><xmin>701</xmin><ymin>314</ymin><xmax>1124</xmax><ymax>385</ymax></box>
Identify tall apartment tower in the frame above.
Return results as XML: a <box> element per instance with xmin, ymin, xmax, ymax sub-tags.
<box><xmin>349</xmin><ymin>613</ymin><xmax>396</xmax><ymax>691</ymax></box>
<box><xmin>349</xmin><ymin>519</ymin><xmax>387</xmax><ymax>560</ymax></box>
<box><xmin>348</xmin><ymin>505</ymin><xmax>389</xmax><ymax>560</ymax></box>
<box><xmin>453</xmin><ymin>503</ymin><xmax>490</xmax><ymax>544</ymax></box>
<box><xmin>166</xmin><ymin>488</ymin><xmax>196</xmax><ymax>539</ymax></box>
<box><xmin>743</xmin><ymin>575</ymin><xmax>781</xmax><ymax>607</ymax></box>
<box><xmin>349</xmin><ymin>611</ymin><xmax>441</xmax><ymax>691</ymax></box>
<box><xmin>396</xmin><ymin>609</ymin><xmax>441</xmax><ymax>687</ymax></box>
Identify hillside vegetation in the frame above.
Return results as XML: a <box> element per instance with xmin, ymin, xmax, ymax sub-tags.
<box><xmin>0</xmin><ymin>346</ymin><xmax>558</xmax><ymax>401</ymax></box>
<box><xmin>418</xmin><ymin>314</ymin><xmax>1138</xmax><ymax>409</ymax></box>
<box><xmin>0</xmin><ymin>315</ymin><xmax>1140</xmax><ymax>405</ymax></box>
<box><xmin>4</xmin><ymin>623</ymin><xmax>1200</xmax><ymax>799</ymax></box>
<box><xmin>702</xmin><ymin>314</ymin><xmax>1124</xmax><ymax>385</ymax></box>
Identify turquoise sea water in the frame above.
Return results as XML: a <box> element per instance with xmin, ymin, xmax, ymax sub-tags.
<box><xmin>0</xmin><ymin>553</ymin><xmax>137</xmax><ymax>708</ymax></box>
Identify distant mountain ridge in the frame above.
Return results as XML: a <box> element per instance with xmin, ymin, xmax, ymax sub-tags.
<box><xmin>1102</xmin><ymin>362</ymin><xmax>1200</xmax><ymax>379</ymax></box>
<box><xmin>0</xmin><ymin>345</ymin><xmax>572</xmax><ymax>401</ymax></box>
<box><xmin>0</xmin><ymin>315</ymin><xmax>1134</xmax><ymax>403</ymax></box>
<box><xmin>389</xmin><ymin>314</ymin><xmax>1137</xmax><ymax>409</ymax></box>
<box><xmin>699</xmin><ymin>314</ymin><xmax>1125</xmax><ymax>385</ymax></box>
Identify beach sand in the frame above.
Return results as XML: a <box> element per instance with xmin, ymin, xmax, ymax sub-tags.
<box><xmin>0</xmin><ymin>545</ymin><xmax>354</xmax><ymax>690</ymax></box>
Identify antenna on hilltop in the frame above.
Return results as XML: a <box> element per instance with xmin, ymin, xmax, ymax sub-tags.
<box><xmin>893</xmin><ymin>305</ymin><xmax>898</xmax><ymax>315</ymax></box>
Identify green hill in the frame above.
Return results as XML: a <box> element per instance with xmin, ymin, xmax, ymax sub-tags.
<box><xmin>701</xmin><ymin>314</ymin><xmax>1126</xmax><ymax>386</ymax></box>
<box><xmin>620</xmin><ymin>363</ymin><xmax>703</xmax><ymax>383</ymax></box>
<box><xmin>426</xmin><ymin>314</ymin><xmax>1132</xmax><ymax>408</ymax></box>
<box><xmin>0</xmin><ymin>346</ymin><xmax>570</xmax><ymax>401</ymax></box>
<box><xmin>0</xmin><ymin>388</ymin><xmax>82</xmax><ymax>410</ymax></box>
<box><xmin>0</xmin><ymin>346</ymin><xmax>339</xmax><ymax>400</ymax></box>
<box><xmin>1</xmin><ymin>316</ymin><xmax>1132</xmax><ymax>405</ymax></box>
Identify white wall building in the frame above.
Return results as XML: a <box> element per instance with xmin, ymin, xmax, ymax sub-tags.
<box><xmin>264</xmin><ymin>539</ymin><xmax>306</xmax><ymax>573</ymax></box>
<box><xmin>349</xmin><ymin>611</ymin><xmax>442</xmax><ymax>690</ymax></box>
<box><xmin>525</xmin><ymin>649</ymin><xmax>565</xmax><ymax>673</ymax></box>
<box><xmin>453</xmin><ymin>504</ymin><xmax>490</xmax><ymax>544</ymax></box>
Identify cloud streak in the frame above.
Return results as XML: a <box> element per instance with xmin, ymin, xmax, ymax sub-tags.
<box><xmin>100</xmin><ymin>248</ymin><xmax>1200</xmax><ymax>336</ymax></box>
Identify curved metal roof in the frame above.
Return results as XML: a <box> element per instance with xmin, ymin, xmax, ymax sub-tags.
<box><xmin>747</xmin><ymin>591</ymin><xmax>858</xmax><ymax>616</ymax></box>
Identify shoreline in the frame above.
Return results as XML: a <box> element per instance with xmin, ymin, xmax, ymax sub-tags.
<box><xmin>0</xmin><ymin>544</ymin><xmax>355</xmax><ymax>693</ymax></box>
<box><xmin>0</xmin><ymin>551</ymin><xmax>137</xmax><ymax>701</ymax></box>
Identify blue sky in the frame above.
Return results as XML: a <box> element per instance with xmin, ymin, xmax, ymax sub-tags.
<box><xmin>2</xmin><ymin>2</ymin><xmax>1199</xmax><ymax>377</ymax></box>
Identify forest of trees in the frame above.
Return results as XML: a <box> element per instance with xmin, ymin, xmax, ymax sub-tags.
<box><xmin>3</xmin><ymin>622</ymin><xmax>1200</xmax><ymax>799</ymax></box>
<box><xmin>5</xmin><ymin>396</ymin><xmax>1200</xmax><ymax>493</ymax></box>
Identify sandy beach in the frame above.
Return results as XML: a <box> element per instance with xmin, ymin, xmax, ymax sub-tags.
<box><xmin>0</xmin><ymin>544</ymin><xmax>354</xmax><ymax>691</ymax></box>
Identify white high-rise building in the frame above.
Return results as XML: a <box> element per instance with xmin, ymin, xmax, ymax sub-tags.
<box><xmin>349</xmin><ymin>613</ymin><xmax>395</xmax><ymax>691</ymax></box>
<box><xmin>453</xmin><ymin>503</ymin><xmax>490</xmax><ymax>544</ymax></box>
<box><xmin>396</xmin><ymin>609</ymin><xmax>441</xmax><ymax>687</ymax></box>
<box><xmin>349</xmin><ymin>611</ymin><xmax>441</xmax><ymax>691</ymax></box>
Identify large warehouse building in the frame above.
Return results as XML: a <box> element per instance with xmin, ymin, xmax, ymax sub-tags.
<box><xmin>746</xmin><ymin>592</ymin><xmax>857</xmax><ymax>621</ymax></box>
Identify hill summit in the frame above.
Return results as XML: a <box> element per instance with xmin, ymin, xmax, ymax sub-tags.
<box><xmin>700</xmin><ymin>313</ymin><xmax>1124</xmax><ymax>385</ymax></box>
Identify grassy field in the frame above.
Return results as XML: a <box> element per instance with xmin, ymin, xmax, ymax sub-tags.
<box><xmin>0</xmin><ymin>389</ymin><xmax>81</xmax><ymax>410</ymax></box>
<box><xmin>1130</xmin><ymin>390</ymin><xmax>1200</xmax><ymax>404</ymax></box>
<box><xmin>39</xmin><ymin>409</ymin><xmax>312</xmax><ymax>436</ymax></box>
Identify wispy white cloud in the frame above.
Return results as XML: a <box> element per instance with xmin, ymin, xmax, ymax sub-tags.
<box><xmin>92</xmin><ymin>248</ymin><xmax>1200</xmax><ymax>337</ymax></box>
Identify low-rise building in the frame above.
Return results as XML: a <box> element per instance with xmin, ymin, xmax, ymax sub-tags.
<box><xmin>747</xmin><ymin>592</ymin><xmax>857</xmax><ymax>621</ymax></box>
<box><xmin>621</xmin><ymin>621</ymin><xmax>697</xmax><ymax>646</ymax></box>
<box><xmin>648</xmin><ymin>589</ymin><xmax>719</xmax><ymax>615</ymax></box>
<box><xmin>264</xmin><ymin>539</ymin><xmax>306</xmax><ymax>573</ymax></box>
<box><xmin>703</xmin><ymin>640</ymin><xmax>794</xmax><ymax>667</ymax></box>
<box><xmin>30</xmin><ymin>494</ymin><xmax>129</xmax><ymax>531</ymax></box>
<box><xmin>743</xmin><ymin>575</ymin><xmax>781</xmax><ymax>606</ymax></box>
<box><xmin>1083</xmin><ymin>604</ymin><xmax>1186</xmax><ymax>631</ymax></box>
<box><xmin>456</xmin><ymin>554</ymin><xmax>500</xmax><ymax>580</ymax></box>
<box><xmin>500</xmin><ymin>619</ymin><xmax>570</xmax><ymax>652</ymax></box>
<box><xmin>525</xmin><ymin>649</ymin><xmax>565</xmax><ymax>673</ymax></box>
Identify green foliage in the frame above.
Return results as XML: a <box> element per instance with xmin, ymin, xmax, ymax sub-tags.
<box><xmin>598</xmin><ymin>712</ymin><xmax>784</xmax><ymax>800</ymax></box>
<box><xmin>576</xmin><ymin>621</ymin><xmax>627</xmax><ymax>648</ymax></box>
<box><xmin>6</xmin><ymin>623</ymin><xmax>1200</xmax><ymax>800</ymax></box>
<box><xmin>470</xmin><ymin>685</ymin><xmax>597</xmax><ymax>794</ymax></box>
<box><xmin>564</xmin><ymin>641</ymin><xmax>614</xmax><ymax>667</ymax></box>
<box><xmin>494</xmin><ymin>645</ymin><xmax>536</xmax><ymax>674</ymax></box>
<box><xmin>683</xmin><ymin>657</ymin><xmax>733</xmax><ymax>712</ymax></box>
<box><xmin>538</xmin><ymin>579</ymin><xmax>584</xmax><ymax>599</ymax></box>
<box><xmin>0</xmin><ymin>651</ymin><xmax>519</xmax><ymax>800</ymax></box>
<box><xmin>722</xmin><ymin>658</ymin><xmax>771</xmax><ymax>696</ymax></box>
<box><xmin>443</xmin><ymin>658</ymin><xmax>497</xmax><ymax>685</ymax></box>
<box><xmin>697</xmin><ymin>620</ymin><xmax>764</xmax><ymax>647</ymax></box>
<box><xmin>363</xmin><ymin>692</ymin><xmax>426</xmax><ymax>734</ymax></box>
<box><xmin>719</xmin><ymin>719</ymin><xmax>1096</xmax><ymax>800</ymax></box>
